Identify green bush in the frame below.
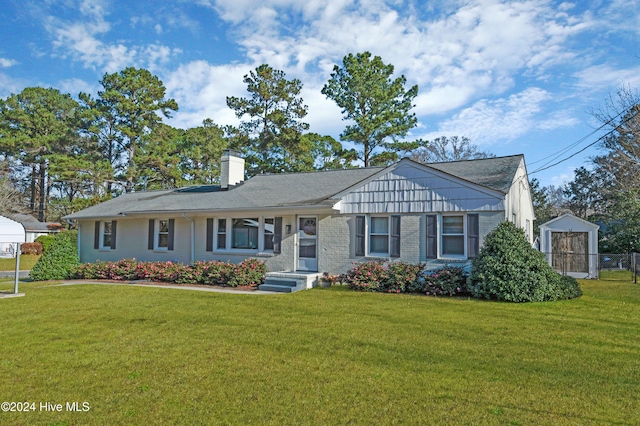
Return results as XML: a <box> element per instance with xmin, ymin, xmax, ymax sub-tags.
<box><xmin>30</xmin><ymin>231</ymin><xmax>79</xmax><ymax>281</ymax></box>
<box><xmin>344</xmin><ymin>261</ymin><xmax>389</xmax><ymax>291</ymax></box>
<box><xmin>469</xmin><ymin>221</ymin><xmax>582</xmax><ymax>302</ymax></box>
<box><xmin>72</xmin><ymin>258</ymin><xmax>267</xmax><ymax>287</ymax></box>
<box><xmin>409</xmin><ymin>265</ymin><xmax>468</xmax><ymax>296</ymax></box>
<box><xmin>35</xmin><ymin>234</ymin><xmax>56</xmax><ymax>253</ymax></box>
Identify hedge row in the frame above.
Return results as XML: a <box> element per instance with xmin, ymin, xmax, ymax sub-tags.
<box><xmin>343</xmin><ymin>261</ymin><xmax>468</xmax><ymax>296</ymax></box>
<box><xmin>72</xmin><ymin>258</ymin><xmax>267</xmax><ymax>287</ymax></box>
<box><xmin>344</xmin><ymin>221</ymin><xmax>582</xmax><ymax>303</ymax></box>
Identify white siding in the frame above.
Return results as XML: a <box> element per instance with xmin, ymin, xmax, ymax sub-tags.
<box><xmin>338</xmin><ymin>162</ymin><xmax>504</xmax><ymax>214</ymax></box>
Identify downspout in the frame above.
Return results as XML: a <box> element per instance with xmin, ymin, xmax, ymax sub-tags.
<box><xmin>182</xmin><ymin>213</ymin><xmax>195</xmax><ymax>264</ymax></box>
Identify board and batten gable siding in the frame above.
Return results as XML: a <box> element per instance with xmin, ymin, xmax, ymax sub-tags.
<box><xmin>337</xmin><ymin>162</ymin><xmax>505</xmax><ymax>215</ymax></box>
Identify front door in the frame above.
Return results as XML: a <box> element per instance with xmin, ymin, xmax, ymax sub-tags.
<box><xmin>297</xmin><ymin>216</ymin><xmax>318</xmax><ymax>271</ymax></box>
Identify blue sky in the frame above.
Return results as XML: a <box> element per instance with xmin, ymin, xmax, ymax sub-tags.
<box><xmin>1</xmin><ymin>0</ymin><xmax>640</xmax><ymax>187</ymax></box>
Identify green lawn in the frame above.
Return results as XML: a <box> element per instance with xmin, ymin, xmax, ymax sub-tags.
<box><xmin>0</xmin><ymin>254</ymin><xmax>41</xmax><ymax>271</ymax></box>
<box><xmin>0</xmin><ymin>277</ymin><xmax>638</xmax><ymax>425</ymax></box>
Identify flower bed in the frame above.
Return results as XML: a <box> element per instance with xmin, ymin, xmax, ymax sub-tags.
<box><xmin>73</xmin><ymin>258</ymin><xmax>267</xmax><ymax>288</ymax></box>
<box><xmin>343</xmin><ymin>261</ymin><xmax>468</xmax><ymax>297</ymax></box>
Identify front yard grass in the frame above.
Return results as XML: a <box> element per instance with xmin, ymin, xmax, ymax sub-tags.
<box><xmin>0</xmin><ymin>254</ymin><xmax>40</xmax><ymax>271</ymax></box>
<box><xmin>0</xmin><ymin>277</ymin><xmax>638</xmax><ymax>425</ymax></box>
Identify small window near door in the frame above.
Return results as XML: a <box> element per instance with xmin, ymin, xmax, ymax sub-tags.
<box><xmin>264</xmin><ymin>218</ymin><xmax>275</xmax><ymax>250</ymax></box>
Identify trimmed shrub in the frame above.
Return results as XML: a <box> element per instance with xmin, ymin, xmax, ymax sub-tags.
<box><xmin>228</xmin><ymin>258</ymin><xmax>266</xmax><ymax>287</ymax></box>
<box><xmin>409</xmin><ymin>265</ymin><xmax>468</xmax><ymax>296</ymax></box>
<box><xmin>30</xmin><ymin>231</ymin><xmax>79</xmax><ymax>281</ymax></box>
<box><xmin>20</xmin><ymin>242</ymin><xmax>43</xmax><ymax>255</ymax></box>
<box><xmin>344</xmin><ymin>261</ymin><xmax>389</xmax><ymax>291</ymax></box>
<box><xmin>35</xmin><ymin>234</ymin><xmax>56</xmax><ymax>253</ymax></box>
<box><xmin>469</xmin><ymin>221</ymin><xmax>582</xmax><ymax>302</ymax></box>
<box><xmin>379</xmin><ymin>262</ymin><xmax>422</xmax><ymax>293</ymax></box>
<box><xmin>72</xmin><ymin>258</ymin><xmax>267</xmax><ymax>287</ymax></box>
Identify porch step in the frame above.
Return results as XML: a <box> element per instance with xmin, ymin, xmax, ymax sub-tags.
<box><xmin>259</xmin><ymin>272</ymin><xmax>323</xmax><ymax>293</ymax></box>
<box><xmin>259</xmin><ymin>278</ymin><xmax>299</xmax><ymax>293</ymax></box>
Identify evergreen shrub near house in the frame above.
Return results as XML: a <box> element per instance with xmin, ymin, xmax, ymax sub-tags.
<box><xmin>469</xmin><ymin>221</ymin><xmax>582</xmax><ymax>302</ymax></box>
<box><xmin>35</xmin><ymin>234</ymin><xmax>56</xmax><ymax>253</ymax></box>
<box><xmin>30</xmin><ymin>231</ymin><xmax>79</xmax><ymax>281</ymax></box>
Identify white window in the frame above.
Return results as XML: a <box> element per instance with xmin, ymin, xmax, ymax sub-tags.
<box><xmin>157</xmin><ymin>219</ymin><xmax>170</xmax><ymax>249</ymax></box>
<box><xmin>441</xmin><ymin>215</ymin><xmax>464</xmax><ymax>256</ymax></box>
<box><xmin>264</xmin><ymin>218</ymin><xmax>275</xmax><ymax>251</ymax></box>
<box><xmin>369</xmin><ymin>217</ymin><xmax>390</xmax><ymax>255</ymax></box>
<box><xmin>217</xmin><ymin>219</ymin><xmax>226</xmax><ymax>250</ymax></box>
<box><xmin>102</xmin><ymin>221</ymin><xmax>113</xmax><ymax>249</ymax></box>
<box><xmin>232</xmin><ymin>218</ymin><xmax>259</xmax><ymax>249</ymax></box>
<box><xmin>355</xmin><ymin>215</ymin><xmax>400</xmax><ymax>258</ymax></box>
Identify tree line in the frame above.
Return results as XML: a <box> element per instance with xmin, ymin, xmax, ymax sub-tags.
<box><xmin>0</xmin><ymin>52</ymin><xmax>491</xmax><ymax>223</ymax></box>
<box><xmin>531</xmin><ymin>86</ymin><xmax>640</xmax><ymax>253</ymax></box>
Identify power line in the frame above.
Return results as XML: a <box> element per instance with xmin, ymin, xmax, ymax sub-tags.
<box><xmin>529</xmin><ymin>107</ymin><xmax>638</xmax><ymax>175</ymax></box>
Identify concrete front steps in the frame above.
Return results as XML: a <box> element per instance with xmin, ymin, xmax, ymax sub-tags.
<box><xmin>258</xmin><ymin>271</ymin><xmax>323</xmax><ymax>293</ymax></box>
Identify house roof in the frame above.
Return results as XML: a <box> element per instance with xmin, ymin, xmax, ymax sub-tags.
<box><xmin>64</xmin><ymin>155</ymin><xmax>525</xmax><ymax>220</ymax></box>
<box><xmin>3</xmin><ymin>213</ymin><xmax>61</xmax><ymax>232</ymax></box>
<box><xmin>427</xmin><ymin>155</ymin><xmax>523</xmax><ymax>193</ymax></box>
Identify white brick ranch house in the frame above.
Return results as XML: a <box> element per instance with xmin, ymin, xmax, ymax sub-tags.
<box><xmin>65</xmin><ymin>151</ymin><xmax>534</xmax><ymax>290</ymax></box>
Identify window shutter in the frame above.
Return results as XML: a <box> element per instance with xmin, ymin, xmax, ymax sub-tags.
<box><xmin>426</xmin><ymin>215</ymin><xmax>437</xmax><ymax>259</ymax></box>
<box><xmin>273</xmin><ymin>217</ymin><xmax>282</xmax><ymax>254</ymax></box>
<box><xmin>355</xmin><ymin>215</ymin><xmax>366</xmax><ymax>256</ymax></box>
<box><xmin>168</xmin><ymin>218</ymin><xmax>175</xmax><ymax>251</ymax></box>
<box><xmin>390</xmin><ymin>215</ymin><xmax>401</xmax><ymax>258</ymax></box>
<box><xmin>94</xmin><ymin>221</ymin><xmax>100</xmax><ymax>250</ymax></box>
<box><xmin>206</xmin><ymin>218</ymin><xmax>213</xmax><ymax>252</ymax></box>
<box><xmin>148</xmin><ymin>219</ymin><xmax>155</xmax><ymax>250</ymax></box>
<box><xmin>111</xmin><ymin>220</ymin><xmax>117</xmax><ymax>250</ymax></box>
<box><xmin>93</xmin><ymin>220</ymin><xmax>100</xmax><ymax>250</ymax></box>
<box><xmin>467</xmin><ymin>214</ymin><xmax>479</xmax><ymax>258</ymax></box>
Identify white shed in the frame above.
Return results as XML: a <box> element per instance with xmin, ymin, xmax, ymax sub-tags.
<box><xmin>0</xmin><ymin>215</ymin><xmax>26</xmax><ymax>296</ymax></box>
<box><xmin>539</xmin><ymin>214</ymin><xmax>599</xmax><ymax>279</ymax></box>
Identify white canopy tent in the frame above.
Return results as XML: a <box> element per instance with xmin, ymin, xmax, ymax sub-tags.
<box><xmin>0</xmin><ymin>215</ymin><xmax>26</xmax><ymax>295</ymax></box>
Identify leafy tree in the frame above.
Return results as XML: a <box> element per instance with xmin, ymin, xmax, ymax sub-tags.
<box><xmin>322</xmin><ymin>52</ymin><xmax>418</xmax><ymax>166</ymax></box>
<box><xmin>410</xmin><ymin>136</ymin><xmax>494</xmax><ymax>163</ymax></box>
<box><xmin>227</xmin><ymin>64</ymin><xmax>309</xmax><ymax>175</ymax></box>
<box><xmin>179</xmin><ymin>119</ymin><xmax>229</xmax><ymax>184</ymax></box>
<box><xmin>137</xmin><ymin>123</ymin><xmax>184</xmax><ymax>190</ymax></box>
<box><xmin>599</xmin><ymin>190</ymin><xmax>640</xmax><ymax>253</ymax></box>
<box><xmin>0</xmin><ymin>87</ymin><xmax>80</xmax><ymax>220</ymax></box>
<box><xmin>0</xmin><ymin>160</ymin><xmax>27</xmax><ymax>214</ymax></box>
<box><xmin>93</xmin><ymin>67</ymin><xmax>178</xmax><ymax>192</ymax></box>
<box><xmin>299</xmin><ymin>133</ymin><xmax>356</xmax><ymax>170</ymax></box>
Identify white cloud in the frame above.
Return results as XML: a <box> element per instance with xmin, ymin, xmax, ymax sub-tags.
<box><xmin>0</xmin><ymin>58</ymin><xmax>18</xmax><ymax>68</ymax></box>
<box><xmin>164</xmin><ymin>60</ymin><xmax>251</xmax><ymax>129</ymax></box>
<box><xmin>198</xmin><ymin>0</ymin><xmax>593</xmax><ymax>118</ymax></box>
<box><xmin>421</xmin><ymin>87</ymin><xmax>579</xmax><ymax>145</ymax></box>
<box><xmin>57</xmin><ymin>78</ymin><xmax>97</xmax><ymax>96</ymax></box>
<box><xmin>45</xmin><ymin>0</ymin><xmax>180</xmax><ymax>72</ymax></box>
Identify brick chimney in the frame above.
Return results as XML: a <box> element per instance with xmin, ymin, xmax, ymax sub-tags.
<box><xmin>220</xmin><ymin>150</ymin><xmax>245</xmax><ymax>189</ymax></box>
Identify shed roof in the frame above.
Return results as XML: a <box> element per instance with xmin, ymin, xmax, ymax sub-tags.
<box><xmin>0</xmin><ymin>216</ymin><xmax>26</xmax><ymax>243</ymax></box>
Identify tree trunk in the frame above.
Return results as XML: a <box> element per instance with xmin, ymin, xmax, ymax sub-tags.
<box><xmin>38</xmin><ymin>160</ymin><xmax>46</xmax><ymax>222</ymax></box>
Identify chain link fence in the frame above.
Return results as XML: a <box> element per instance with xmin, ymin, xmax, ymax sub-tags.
<box><xmin>542</xmin><ymin>252</ymin><xmax>639</xmax><ymax>282</ymax></box>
